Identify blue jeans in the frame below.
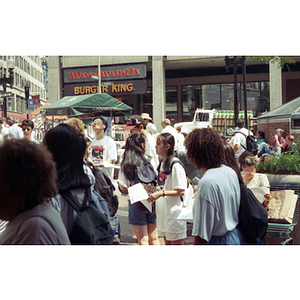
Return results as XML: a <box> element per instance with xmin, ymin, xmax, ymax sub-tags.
<box><xmin>258</xmin><ymin>142</ymin><xmax>281</xmax><ymax>157</ymax></box>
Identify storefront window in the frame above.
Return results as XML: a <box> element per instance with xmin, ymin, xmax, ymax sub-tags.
<box><xmin>182</xmin><ymin>85</ymin><xmax>201</xmax><ymax>122</ymax></box>
<box><xmin>257</xmin><ymin>82</ymin><xmax>270</xmax><ymax>116</ymax></box>
<box><xmin>141</xmin><ymin>87</ymin><xmax>153</xmax><ymax>117</ymax></box>
<box><xmin>240</xmin><ymin>82</ymin><xmax>260</xmax><ymax>116</ymax></box>
<box><xmin>221</xmin><ymin>84</ymin><xmax>237</xmax><ymax>110</ymax></box>
<box><xmin>166</xmin><ymin>86</ymin><xmax>177</xmax><ymax>124</ymax></box>
<box><xmin>202</xmin><ymin>84</ymin><xmax>220</xmax><ymax>110</ymax></box>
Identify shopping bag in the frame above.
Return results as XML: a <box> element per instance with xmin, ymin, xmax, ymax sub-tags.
<box><xmin>170</xmin><ymin>184</ymin><xmax>195</xmax><ymax>222</ymax></box>
<box><xmin>268</xmin><ymin>190</ymin><xmax>298</xmax><ymax>224</ymax></box>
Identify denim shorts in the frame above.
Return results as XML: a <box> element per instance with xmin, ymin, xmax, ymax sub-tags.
<box><xmin>128</xmin><ymin>201</ymin><xmax>156</xmax><ymax>226</ymax></box>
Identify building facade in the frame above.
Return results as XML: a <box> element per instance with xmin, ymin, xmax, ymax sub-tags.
<box><xmin>48</xmin><ymin>56</ymin><xmax>300</xmax><ymax>131</ymax></box>
<box><xmin>0</xmin><ymin>56</ymin><xmax>47</xmax><ymax>120</ymax></box>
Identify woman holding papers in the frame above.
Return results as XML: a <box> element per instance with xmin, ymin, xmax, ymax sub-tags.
<box><xmin>242</xmin><ymin>156</ymin><xmax>271</xmax><ymax>207</ymax></box>
<box><xmin>147</xmin><ymin>133</ymin><xmax>187</xmax><ymax>245</ymax></box>
<box><xmin>117</xmin><ymin>132</ymin><xmax>160</xmax><ymax>245</ymax></box>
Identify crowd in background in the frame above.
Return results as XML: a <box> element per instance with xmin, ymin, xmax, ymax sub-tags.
<box><xmin>0</xmin><ymin>112</ymin><xmax>296</xmax><ymax>245</ymax></box>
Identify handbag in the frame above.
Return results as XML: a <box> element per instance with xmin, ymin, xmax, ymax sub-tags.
<box><xmin>170</xmin><ymin>183</ymin><xmax>195</xmax><ymax>222</ymax></box>
<box><xmin>238</xmin><ymin>178</ymin><xmax>268</xmax><ymax>244</ymax></box>
<box><xmin>268</xmin><ymin>190</ymin><xmax>298</xmax><ymax>224</ymax></box>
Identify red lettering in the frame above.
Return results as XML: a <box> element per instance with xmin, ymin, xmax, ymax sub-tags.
<box><xmin>118</xmin><ymin>70</ymin><xmax>125</xmax><ymax>76</ymax></box>
<box><xmin>101</xmin><ymin>71</ymin><xmax>110</xmax><ymax>77</ymax></box>
<box><xmin>69</xmin><ymin>72</ymin><xmax>81</xmax><ymax>79</ymax></box>
<box><xmin>124</xmin><ymin>69</ymin><xmax>129</xmax><ymax>75</ymax></box>
<box><xmin>134</xmin><ymin>69</ymin><xmax>140</xmax><ymax>75</ymax></box>
<box><xmin>110</xmin><ymin>71</ymin><xmax>117</xmax><ymax>77</ymax></box>
<box><xmin>88</xmin><ymin>72</ymin><xmax>96</xmax><ymax>78</ymax></box>
<box><xmin>81</xmin><ymin>73</ymin><xmax>88</xmax><ymax>79</ymax></box>
<box><xmin>130</xmin><ymin>68</ymin><xmax>133</xmax><ymax>75</ymax></box>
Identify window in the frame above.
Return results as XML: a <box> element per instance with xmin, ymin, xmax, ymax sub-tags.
<box><xmin>166</xmin><ymin>86</ymin><xmax>178</xmax><ymax>124</ymax></box>
<box><xmin>202</xmin><ymin>84</ymin><xmax>220</xmax><ymax>110</ymax></box>
<box><xmin>182</xmin><ymin>85</ymin><xmax>201</xmax><ymax>122</ymax></box>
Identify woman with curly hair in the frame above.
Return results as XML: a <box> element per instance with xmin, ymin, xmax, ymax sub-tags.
<box><xmin>147</xmin><ymin>132</ymin><xmax>187</xmax><ymax>245</ymax></box>
<box><xmin>0</xmin><ymin>139</ymin><xmax>70</xmax><ymax>244</ymax></box>
<box><xmin>118</xmin><ymin>132</ymin><xmax>159</xmax><ymax>245</ymax></box>
<box><xmin>185</xmin><ymin>128</ymin><xmax>244</xmax><ymax>245</ymax></box>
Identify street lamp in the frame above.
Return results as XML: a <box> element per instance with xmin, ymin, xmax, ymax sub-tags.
<box><xmin>24</xmin><ymin>80</ymin><xmax>30</xmax><ymax>118</ymax></box>
<box><xmin>224</xmin><ymin>56</ymin><xmax>248</xmax><ymax>129</ymax></box>
<box><xmin>0</xmin><ymin>56</ymin><xmax>15</xmax><ymax>118</ymax></box>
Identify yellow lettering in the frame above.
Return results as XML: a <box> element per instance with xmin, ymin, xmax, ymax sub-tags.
<box><xmin>112</xmin><ymin>85</ymin><xmax>118</xmax><ymax>93</ymax></box>
<box><xmin>91</xmin><ymin>86</ymin><xmax>97</xmax><ymax>93</ymax></box>
<box><xmin>121</xmin><ymin>84</ymin><xmax>127</xmax><ymax>92</ymax></box>
<box><xmin>127</xmin><ymin>83</ymin><xmax>133</xmax><ymax>92</ymax></box>
<box><xmin>79</xmin><ymin>86</ymin><xmax>85</xmax><ymax>94</ymax></box>
<box><xmin>74</xmin><ymin>87</ymin><xmax>79</xmax><ymax>94</ymax></box>
<box><xmin>86</xmin><ymin>86</ymin><xmax>90</xmax><ymax>94</ymax></box>
<box><xmin>102</xmin><ymin>85</ymin><xmax>108</xmax><ymax>93</ymax></box>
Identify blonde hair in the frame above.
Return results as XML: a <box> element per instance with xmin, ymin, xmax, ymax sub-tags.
<box><xmin>68</xmin><ymin>118</ymin><xmax>85</xmax><ymax>133</ymax></box>
<box><xmin>286</xmin><ymin>135</ymin><xmax>295</xmax><ymax>142</ymax></box>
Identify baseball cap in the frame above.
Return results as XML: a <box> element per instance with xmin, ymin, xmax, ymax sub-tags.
<box><xmin>123</xmin><ymin>115</ymin><xmax>144</xmax><ymax>130</ymax></box>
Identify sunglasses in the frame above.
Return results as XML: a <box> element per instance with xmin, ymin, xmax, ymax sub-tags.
<box><xmin>22</xmin><ymin>127</ymin><xmax>31</xmax><ymax>132</ymax></box>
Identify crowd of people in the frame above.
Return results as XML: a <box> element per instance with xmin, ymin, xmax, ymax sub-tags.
<box><xmin>0</xmin><ymin>111</ymin><xmax>296</xmax><ymax>245</ymax></box>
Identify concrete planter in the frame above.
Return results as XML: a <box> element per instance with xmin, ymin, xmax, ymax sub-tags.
<box><xmin>263</xmin><ymin>173</ymin><xmax>300</xmax><ymax>245</ymax></box>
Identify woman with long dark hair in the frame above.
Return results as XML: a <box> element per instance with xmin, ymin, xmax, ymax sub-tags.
<box><xmin>118</xmin><ymin>132</ymin><xmax>159</xmax><ymax>245</ymax></box>
<box><xmin>43</xmin><ymin>123</ymin><xmax>107</xmax><ymax>235</ymax></box>
<box><xmin>147</xmin><ymin>133</ymin><xmax>187</xmax><ymax>245</ymax></box>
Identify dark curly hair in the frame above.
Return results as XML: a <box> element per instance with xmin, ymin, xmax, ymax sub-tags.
<box><xmin>185</xmin><ymin>128</ymin><xmax>224</xmax><ymax>170</ymax></box>
<box><xmin>0</xmin><ymin>139</ymin><xmax>58</xmax><ymax>214</ymax></box>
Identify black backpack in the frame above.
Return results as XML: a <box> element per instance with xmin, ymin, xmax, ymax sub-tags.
<box><xmin>60</xmin><ymin>188</ymin><xmax>113</xmax><ymax>245</ymax></box>
<box><xmin>85</xmin><ymin>161</ymin><xmax>119</xmax><ymax>217</ymax></box>
<box><xmin>239</xmin><ymin>131</ymin><xmax>258</xmax><ymax>155</ymax></box>
<box><xmin>237</xmin><ymin>178</ymin><xmax>268</xmax><ymax>244</ymax></box>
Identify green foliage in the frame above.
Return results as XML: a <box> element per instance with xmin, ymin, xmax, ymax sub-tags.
<box><xmin>250</xmin><ymin>56</ymin><xmax>296</xmax><ymax>71</ymax></box>
<box><xmin>257</xmin><ymin>144</ymin><xmax>300</xmax><ymax>174</ymax></box>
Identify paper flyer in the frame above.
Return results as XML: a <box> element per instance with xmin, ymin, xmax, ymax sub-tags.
<box><xmin>128</xmin><ymin>183</ymin><xmax>152</xmax><ymax>212</ymax></box>
<box><xmin>249</xmin><ymin>186</ymin><xmax>269</xmax><ymax>204</ymax></box>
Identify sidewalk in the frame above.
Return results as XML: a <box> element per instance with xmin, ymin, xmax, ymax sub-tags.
<box><xmin>114</xmin><ymin>183</ymin><xmax>193</xmax><ymax>245</ymax></box>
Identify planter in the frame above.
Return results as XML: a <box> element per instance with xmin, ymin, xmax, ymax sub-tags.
<box><xmin>264</xmin><ymin>173</ymin><xmax>300</xmax><ymax>245</ymax></box>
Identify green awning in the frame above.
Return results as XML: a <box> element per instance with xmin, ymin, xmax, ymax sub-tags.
<box><xmin>43</xmin><ymin>93</ymin><xmax>133</xmax><ymax>118</ymax></box>
<box><xmin>258</xmin><ymin>96</ymin><xmax>300</xmax><ymax>120</ymax></box>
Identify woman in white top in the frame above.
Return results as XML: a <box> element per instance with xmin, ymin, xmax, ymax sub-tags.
<box><xmin>147</xmin><ymin>133</ymin><xmax>187</xmax><ymax>245</ymax></box>
<box><xmin>242</xmin><ymin>156</ymin><xmax>271</xmax><ymax>207</ymax></box>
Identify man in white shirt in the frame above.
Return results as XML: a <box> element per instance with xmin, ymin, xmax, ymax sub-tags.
<box><xmin>8</xmin><ymin>117</ymin><xmax>23</xmax><ymax>139</ymax></box>
<box><xmin>90</xmin><ymin>117</ymin><xmax>117</xmax><ymax>186</ymax></box>
<box><xmin>123</xmin><ymin>115</ymin><xmax>159</xmax><ymax>170</ymax></box>
<box><xmin>230</xmin><ymin>119</ymin><xmax>253</xmax><ymax>159</ymax></box>
<box><xmin>161</xmin><ymin>118</ymin><xmax>178</xmax><ymax>152</ymax></box>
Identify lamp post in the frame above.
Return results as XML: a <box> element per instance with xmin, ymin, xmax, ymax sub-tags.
<box><xmin>225</xmin><ymin>56</ymin><xmax>248</xmax><ymax>129</ymax></box>
<box><xmin>0</xmin><ymin>56</ymin><xmax>15</xmax><ymax>118</ymax></box>
<box><xmin>24</xmin><ymin>80</ymin><xmax>30</xmax><ymax>119</ymax></box>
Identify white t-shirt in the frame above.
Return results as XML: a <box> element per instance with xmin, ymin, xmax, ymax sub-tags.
<box><xmin>155</xmin><ymin>158</ymin><xmax>187</xmax><ymax>234</ymax></box>
<box><xmin>192</xmin><ymin>165</ymin><xmax>240</xmax><ymax>242</ymax></box>
<box><xmin>8</xmin><ymin>124</ymin><xmax>23</xmax><ymax>139</ymax></box>
<box><xmin>0</xmin><ymin>201</ymin><xmax>70</xmax><ymax>245</ymax></box>
<box><xmin>145</xmin><ymin>133</ymin><xmax>159</xmax><ymax>170</ymax></box>
<box><xmin>162</xmin><ymin>125</ymin><xmax>178</xmax><ymax>151</ymax></box>
<box><xmin>90</xmin><ymin>135</ymin><xmax>117</xmax><ymax>184</ymax></box>
<box><xmin>232</xmin><ymin>128</ymin><xmax>252</xmax><ymax>157</ymax></box>
<box><xmin>177</xmin><ymin>133</ymin><xmax>186</xmax><ymax>151</ymax></box>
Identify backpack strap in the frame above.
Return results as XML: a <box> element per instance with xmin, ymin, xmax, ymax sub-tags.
<box><xmin>60</xmin><ymin>189</ymin><xmax>90</xmax><ymax>214</ymax></box>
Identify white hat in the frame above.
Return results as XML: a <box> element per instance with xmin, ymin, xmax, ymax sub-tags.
<box><xmin>141</xmin><ymin>113</ymin><xmax>152</xmax><ymax>120</ymax></box>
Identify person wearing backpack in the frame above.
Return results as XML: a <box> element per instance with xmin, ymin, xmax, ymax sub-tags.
<box><xmin>44</xmin><ymin>124</ymin><xmax>113</xmax><ymax>245</ymax></box>
<box><xmin>230</xmin><ymin>119</ymin><xmax>254</xmax><ymax>159</ymax></box>
<box><xmin>185</xmin><ymin>128</ymin><xmax>244</xmax><ymax>245</ymax></box>
<box><xmin>117</xmin><ymin>132</ymin><xmax>160</xmax><ymax>245</ymax></box>
<box><xmin>146</xmin><ymin>133</ymin><xmax>187</xmax><ymax>245</ymax></box>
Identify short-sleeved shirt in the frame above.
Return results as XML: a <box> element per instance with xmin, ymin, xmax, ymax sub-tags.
<box><xmin>155</xmin><ymin>159</ymin><xmax>187</xmax><ymax>234</ymax></box>
<box><xmin>0</xmin><ymin>202</ymin><xmax>70</xmax><ymax>245</ymax></box>
<box><xmin>90</xmin><ymin>136</ymin><xmax>117</xmax><ymax>183</ymax></box>
<box><xmin>272</xmin><ymin>137</ymin><xmax>287</xmax><ymax>152</ymax></box>
<box><xmin>192</xmin><ymin>165</ymin><xmax>240</xmax><ymax>242</ymax></box>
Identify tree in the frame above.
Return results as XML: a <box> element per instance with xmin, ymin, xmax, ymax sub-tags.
<box><xmin>251</xmin><ymin>56</ymin><xmax>296</xmax><ymax>70</ymax></box>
